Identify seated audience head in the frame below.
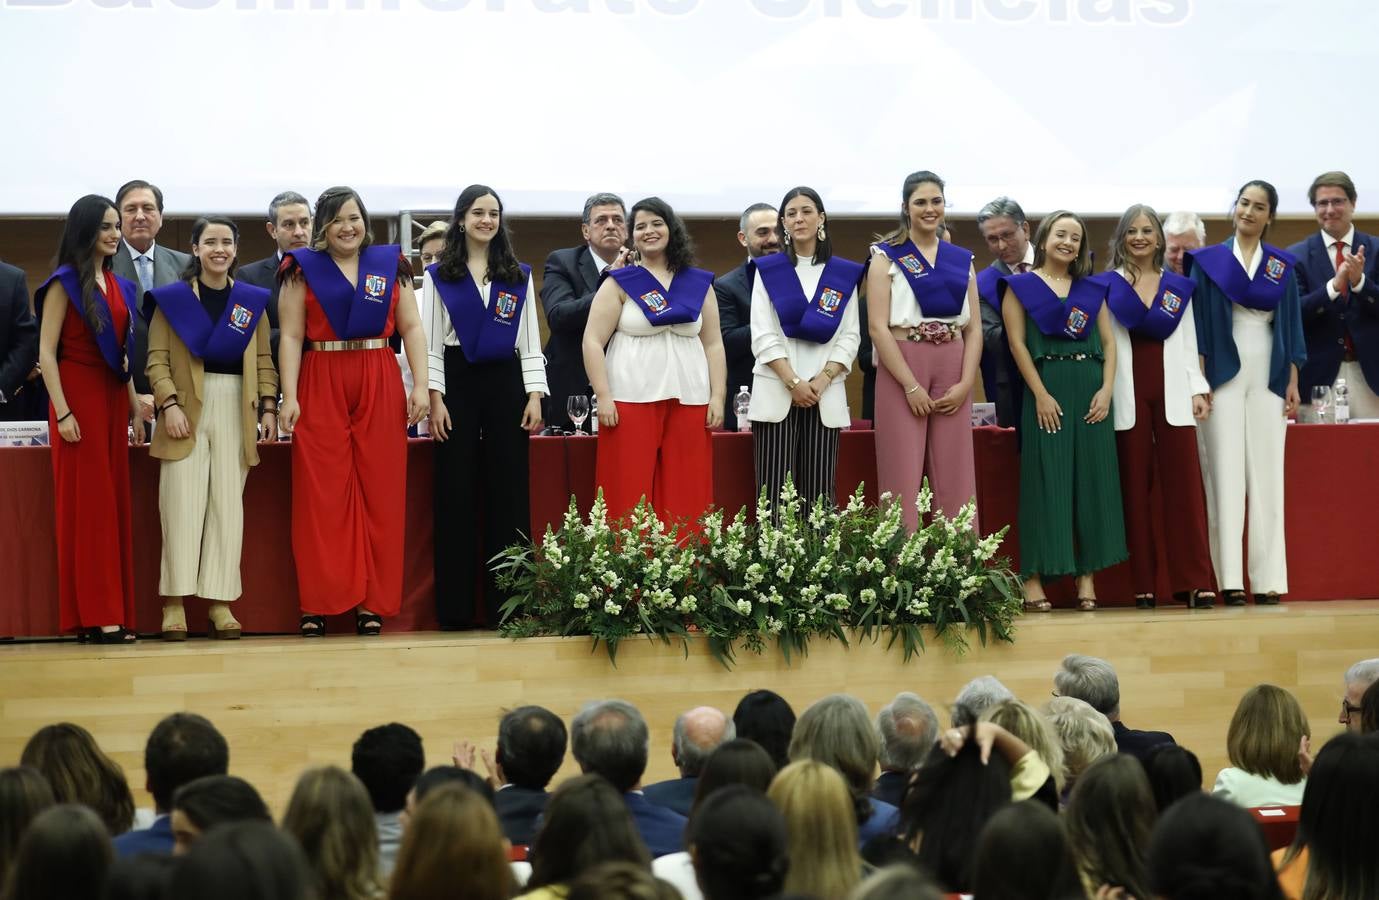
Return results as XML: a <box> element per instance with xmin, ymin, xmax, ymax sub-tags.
<box><xmin>389</xmin><ymin>782</ymin><xmax>511</xmax><ymax>900</ymax></box>
<box><xmin>733</xmin><ymin>689</ymin><xmax>796</xmax><ymax>771</ymax></box>
<box><xmin>281</xmin><ymin>766</ymin><xmax>380</xmax><ymax>900</ymax></box>
<box><xmin>953</xmin><ymin>675</ymin><xmax>1015</xmax><ymax>723</ymax></box>
<box><xmin>266</xmin><ymin>190</ymin><xmax>312</xmax><ymax>254</ymax></box>
<box><xmin>115</xmin><ymin>179</ymin><xmax>166</xmax><ymax>253</ymax></box>
<box><xmin>971</xmin><ymin>799</ymin><xmax>1082</xmax><ymax>900</ymax></box>
<box><xmin>2</xmin><ymin>804</ymin><xmax>112</xmax><ymax>900</ymax></box>
<box><xmin>170</xmin><ymin>775</ymin><xmax>271</xmax><ymax>855</ymax></box>
<box><xmin>101</xmin><ymin>854</ymin><xmax>175</xmax><ymax>900</ymax></box>
<box><xmin>738</xmin><ymin>202</ymin><xmax>780</xmax><ymax>259</ymax></box>
<box><xmin>19</xmin><ymin>722</ymin><xmax>134</xmax><ymax>836</ymax></box>
<box><xmin>1340</xmin><ymin>657</ymin><xmax>1379</xmax><ymax>732</ymax></box>
<box><xmin>143</xmin><ymin>712</ymin><xmax>230</xmax><ymax>815</ymax></box>
<box><xmin>1140</xmin><ymin>743</ymin><xmax>1203</xmax><ymax>814</ymax></box>
<box><xmin>416</xmin><ymin>221</ymin><xmax>448</xmax><ymax>270</ymax></box>
<box><xmin>1043</xmin><ymin>696</ymin><xmax>1116</xmax><ymax>791</ymax></box>
<box><xmin>570</xmin><ymin>698</ymin><xmax>650</xmax><ymax>792</ymax></box>
<box><xmin>1054</xmin><ymin>654</ymin><xmax>1121</xmax><ymax>720</ymax></box>
<box><xmin>789</xmin><ymin>694</ymin><xmax>881</xmax><ymax>825</ymax></box>
<box><xmin>567</xmin><ymin>861</ymin><xmax>680</xmax><ymax>900</ymax></box>
<box><xmin>497</xmin><ymin>705</ymin><xmax>567</xmax><ymax>792</ymax></box>
<box><xmin>0</xmin><ymin>766</ymin><xmax>54</xmax><ymax>886</ymax></box>
<box><xmin>351</xmin><ymin>722</ymin><xmax>424</xmax><ymax>814</ymax></box>
<box><xmin>691</xmin><ymin>738</ymin><xmax>777</xmax><ymax>819</ymax></box>
<box><xmin>673</xmin><ymin>706</ymin><xmax>735</xmax><ymax>778</ymax></box>
<box><xmin>1065</xmin><ymin>753</ymin><xmax>1157</xmax><ymax>900</ymax></box>
<box><xmin>976</xmin><ymin>196</ymin><xmax>1031</xmax><ymax>269</ymax></box>
<box><xmin>687</xmin><ymin>784</ymin><xmax>788</xmax><ymax>900</ymax></box>
<box><xmin>408</xmin><ymin>765</ymin><xmax>495</xmax><ymax>819</ymax></box>
<box><xmin>1162</xmin><ymin>210</ymin><xmax>1206</xmax><ymax>275</ymax></box>
<box><xmin>1283</xmin><ymin>732</ymin><xmax>1379</xmax><ymax>900</ymax></box>
<box><xmin>876</xmin><ymin>692</ymin><xmax>939</xmax><ymax>775</ymax></box>
<box><xmin>768</xmin><ymin>759</ymin><xmax>862</xmax><ymax>900</ymax></box>
<box><xmin>310</xmin><ymin>186</ymin><xmax>374</xmax><ymax>254</ymax></box>
<box><xmin>1226</xmin><ymin>684</ymin><xmax>1309</xmax><ymax>787</ymax></box>
<box><xmin>628</xmin><ymin>196</ymin><xmax>695</xmax><ymax>272</ymax></box>
<box><xmin>581</xmin><ymin>191</ymin><xmax>628</xmax><ymax>262</ymax></box>
<box><xmin>166</xmin><ymin>820</ymin><xmax>312</xmax><ymax>900</ymax></box>
<box><xmin>1147</xmin><ymin>792</ymin><xmax>1282</xmax><ymax>900</ymax></box>
<box><xmin>982</xmin><ymin>699</ymin><xmax>1067</xmax><ymax>793</ymax></box>
<box><xmin>527</xmin><ymin>774</ymin><xmax>650</xmax><ymax>889</ymax></box>
<box><xmin>1361</xmin><ymin>679</ymin><xmax>1379</xmax><ymax>735</ymax></box>
<box><xmin>848</xmin><ymin>864</ymin><xmax>944</xmax><ymax>900</ymax></box>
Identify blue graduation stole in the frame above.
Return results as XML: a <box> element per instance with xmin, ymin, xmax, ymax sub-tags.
<box><xmin>143</xmin><ymin>280</ymin><xmax>270</xmax><ymax>367</ymax></box>
<box><xmin>976</xmin><ymin>265</ymin><xmax>1003</xmax><ymax>309</ymax></box>
<box><xmin>751</xmin><ymin>253</ymin><xmax>864</xmax><ymax>344</ymax></box>
<box><xmin>998</xmin><ymin>272</ymin><xmax>1107</xmax><ymax>340</ymax></box>
<box><xmin>1104</xmin><ymin>269</ymin><xmax>1195</xmax><ymax>342</ymax></box>
<box><xmin>875</xmin><ymin>239</ymin><xmax>972</xmax><ymax>318</ymax></box>
<box><xmin>1184</xmin><ymin>242</ymin><xmax>1296</xmax><ymax>312</ymax></box>
<box><xmin>35</xmin><ymin>265</ymin><xmax>136</xmax><ymax>381</ymax></box>
<box><xmin>607</xmin><ymin>265</ymin><xmax>713</xmax><ymax>326</ymax></box>
<box><xmin>286</xmin><ymin>244</ymin><xmax>400</xmax><ymax>339</ymax></box>
<box><xmin>429</xmin><ymin>262</ymin><xmax>532</xmax><ymax>364</ymax></box>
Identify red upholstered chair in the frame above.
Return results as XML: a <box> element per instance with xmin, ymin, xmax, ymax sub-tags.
<box><xmin>508</xmin><ymin>844</ymin><xmax>530</xmax><ymax>862</ymax></box>
<box><xmin>1248</xmin><ymin>805</ymin><xmax>1300</xmax><ymax>851</ymax></box>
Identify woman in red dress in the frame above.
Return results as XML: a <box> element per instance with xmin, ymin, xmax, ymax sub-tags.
<box><xmin>35</xmin><ymin>195</ymin><xmax>146</xmax><ymax>643</ymax></box>
<box><xmin>277</xmin><ymin>187</ymin><xmax>430</xmax><ymax>636</ymax></box>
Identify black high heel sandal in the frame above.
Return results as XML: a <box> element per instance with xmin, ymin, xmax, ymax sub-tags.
<box><xmin>1190</xmin><ymin>590</ymin><xmax>1216</xmax><ymax>609</ymax></box>
<box><xmin>355</xmin><ymin>612</ymin><xmax>383</xmax><ymax>636</ymax></box>
<box><xmin>1135</xmin><ymin>594</ymin><xmax>1156</xmax><ymax>609</ymax></box>
<box><xmin>84</xmin><ymin>626</ymin><xmax>137</xmax><ymax>644</ymax></box>
<box><xmin>1222</xmin><ymin>590</ymin><xmax>1248</xmax><ymax>607</ymax></box>
<box><xmin>299</xmin><ymin>615</ymin><xmax>326</xmax><ymax>637</ymax></box>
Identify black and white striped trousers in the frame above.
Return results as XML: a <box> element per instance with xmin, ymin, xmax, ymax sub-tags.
<box><xmin>752</xmin><ymin>404</ymin><xmax>840</xmax><ymax>514</ymax></box>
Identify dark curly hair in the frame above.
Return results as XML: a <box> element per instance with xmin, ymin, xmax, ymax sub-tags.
<box><xmin>629</xmin><ymin>197</ymin><xmax>696</xmax><ymax>273</ymax></box>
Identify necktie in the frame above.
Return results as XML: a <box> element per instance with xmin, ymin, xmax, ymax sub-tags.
<box><xmin>1017</xmin><ymin>262</ymin><xmax>1030</xmax><ymax>274</ymax></box>
<box><xmin>1336</xmin><ymin>240</ymin><xmax>1356</xmax><ymax>359</ymax></box>
<box><xmin>136</xmin><ymin>254</ymin><xmax>154</xmax><ymax>293</ymax></box>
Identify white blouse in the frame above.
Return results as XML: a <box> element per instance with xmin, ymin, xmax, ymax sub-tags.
<box><xmin>423</xmin><ymin>270</ymin><xmax>548</xmax><ymax>397</ymax></box>
<box><xmin>604</xmin><ymin>278</ymin><xmax>710</xmax><ymax>405</ymax></box>
<box><xmin>870</xmin><ymin>244</ymin><xmax>973</xmax><ymax>328</ymax></box>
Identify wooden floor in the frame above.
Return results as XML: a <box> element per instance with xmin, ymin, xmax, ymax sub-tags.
<box><xmin>1</xmin><ymin>601</ymin><xmax>1374</xmax><ymax>816</ymax></box>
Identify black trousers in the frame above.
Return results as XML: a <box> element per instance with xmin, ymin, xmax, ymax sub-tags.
<box><xmin>434</xmin><ymin>347</ymin><xmax>531</xmax><ymax>628</ymax></box>
<box><xmin>753</xmin><ymin>405</ymin><xmax>839</xmax><ymax>514</ymax></box>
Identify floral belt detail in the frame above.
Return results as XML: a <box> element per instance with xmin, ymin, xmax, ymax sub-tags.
<box><xmin>1041</xmin><ymin>352</ymin><xmax>1093</xmax><ymax>362</ymax></box>
<box><xmin>898</xmin><ymin>322</ymin><xmax>958</xmax><ymax>344</ymax></box>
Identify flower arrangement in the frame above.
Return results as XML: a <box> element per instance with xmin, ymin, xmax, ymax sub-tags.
<box><xmin>493</xmin><ymin>479</ymin><xmax>1021</xmax><ymax>668</ymax></box>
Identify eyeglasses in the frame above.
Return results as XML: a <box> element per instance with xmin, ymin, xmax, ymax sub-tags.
<box><xmin>1341</xmin><ymin>699</ymin><xmax>1363</xmax><ymax>721</ymax></box>
<box><xmin>1316</xmin><ymin>198</ymin><xmax>1350</xmax><ymax>209</ymax></box>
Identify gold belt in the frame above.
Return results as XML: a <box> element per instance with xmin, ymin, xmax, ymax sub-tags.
<box><xmin>307</xmin><ymin>338</ymin><xmax>389</xmax><ymax>352</ymax></box>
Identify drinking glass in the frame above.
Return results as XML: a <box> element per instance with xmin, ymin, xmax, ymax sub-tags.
<box><xmin>566</xmin><ymin>395</ymin><xmax>590</xmax><ymax>434</ymax></box>
<box><xmin>1311</xmin><ymin>385</ymin><xmax>1331</xmax><ymax>424</ymax></box>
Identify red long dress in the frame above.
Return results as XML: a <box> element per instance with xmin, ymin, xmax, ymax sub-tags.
<box><xmin>49</xmin><ymin>271</ymin><xmax>136</xmax><ymax>632</ymax></box>
<box><xmin>291</xmin><ymin>283</ymin><xmax>406</xmax><ymax>616</ymax></box>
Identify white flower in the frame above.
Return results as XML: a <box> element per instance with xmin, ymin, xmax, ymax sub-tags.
<box><xmin>765</xmin><ymin>616</ymin><xmax>784</xmax><ymax>635</ymax></box>
<box><xmin>572</xmin><ymin>592</ymin><xmax>590</xmax><ymax>610</ymax></box>
<box><xmin>600</xmin><ymin>571</ymin><xmax>621</xmax><ymax>588</ymax></box>
<box><xmin>736</xmin><ymin>599</ymin><xmax>753</xmax><ymax>616</ymax></box>
<box><xmin>778</xmin><ymin>564</ymin><xmax>794</xmax><ymax>581</ymax></box>
<box><xmin>860</xmin><ymin>588</ymin><xmax>877</xmax><ymax>604</ymax></box>
<box><xmin>604</xmin><ymin>599</ymin><xmax>622</xmax><ymax>615</ymax></box>
<box><xmin>826</xmin><ymin>592</ymin><xmax>849</xmax><ymax>611</ymax></box>
<box><xmin>679</xmin><ymin>596</ymin><xmax>698</xmax><ymax>614</ymax></box>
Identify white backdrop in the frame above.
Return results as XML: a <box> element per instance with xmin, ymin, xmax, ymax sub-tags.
<box><xmin>3</xmin><ymin>0</ymin><xmax>1375</xmax><ymax>216</ymax></box>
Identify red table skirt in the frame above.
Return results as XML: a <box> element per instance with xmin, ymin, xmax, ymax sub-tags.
<box><xmin>1</xmin><ymin>425</ymin><xmax>1375</xmax><ymax>636</ymax></box>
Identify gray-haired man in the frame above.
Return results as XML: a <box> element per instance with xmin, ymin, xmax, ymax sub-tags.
<box><xmin>975</xmin><ymin>197</ymin><xmax>1034</xmax><ymax>427</ymax></box>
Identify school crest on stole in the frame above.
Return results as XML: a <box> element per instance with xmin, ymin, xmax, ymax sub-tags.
<box><xmin>898</xmin><ymin>254</ymin><xmax>928</xmax><ymax>276</ymax></box>
<box><xmin>1263</xmin><ymin>257</ymin><xmax>1286</xmax><ymax>284</ymax></box>
<box><xmin>1064</xmin><ymin>307</ymin><xmax>1090</xmax><ymax>338</ymax></box>
<box><xmin>363</xmin><ymin>274</ymin><xmax>388</xmax><ymax>300</ymax></box>
<box><xmin>1159</xmin><ymin>290</ymin><xmax>1182</xmax><ymax>315</ymax></box>
<box><xmin>228</xmin><ymin>304</ymin><xmax>254</xmax><ymax>332</ymax></box>
<box><xmin>495</xmin><ymin>291</ymin><xmax>519</xmax><ymax>320</ymax></box>
<box><xmin>818</xmin><ymin>287</ymin><xmax>844</xmax><ymax>314</ymax></box>
<box><xmin>641</xmin><ymin>290</ymin><xmax>668</xmax><ymax>314</ymax></box>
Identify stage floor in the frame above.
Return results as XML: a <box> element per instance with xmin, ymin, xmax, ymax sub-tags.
<box><xmin>2</xmin><ymin>600</ymin><xmax>1374</xmax><ymax>816</ymax></box>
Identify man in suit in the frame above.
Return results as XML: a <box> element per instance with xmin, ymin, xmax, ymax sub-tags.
<box><xmin>235</xmin><ymin>191</ymin><xmax>313</xmax><ymax>366</ymax></box>
<box><xmin>541</xmin><ymin>192</ymin><xmax>627</xmax><ymax>431</ymax></box>
<box><xmin>1163</xmin><ymin>210</ymin><xmax>1205</xmax><ymax>278</ymax></box>
<box><xmin>643</xmin><ymin>706</ymin><xmax>734</xmax><ymax>817</ymax></box>
<box><xmin>1054</xmin><ymin>654</ymin><xmax>1174</xmax><ymax>761</ymax></box>
<box><xmin>489</xmin><ymin>705</ymin><xmax>567</xmax><ymax>846</ymax></box>
<box><xmin>975</xmin><ymin>197</ymin><xmax>1034</xmax><ymax>427</ymax></box>
<box><xmin>0</xmin><ymin>261</ymin><xmax>39</xmax><ymax>422</ymax></box>
<box><xmin>111</xmin><ymin>180</ymin><xmax>191</xmax><ymax>413</ymax></box>
<box><xmin>571</xmin><ymin>698</ymin><xmax>686</xmax><ymax>857</ymax></box>
<box><xmin>715</xmin><ymin>203</ymin><xmax>779</xmax><ymax>431</ymax></box>
<box><xmin>113</xmin><ymin>713</ymin><xmax>229</xmax><ymax>857</ymax></box>
<box><xmin>872</xmin><ymin>692</ymin><xmax>938</xmax><ymax>809</ymax></box>
<box><xmin>1288</xmin><ymin>171</ymin><xmax>1379</xmax><ymax>418</ymax></box>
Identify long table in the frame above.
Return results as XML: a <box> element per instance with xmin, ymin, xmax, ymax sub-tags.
<box><xmin>2</xmin><ymin>425</ymin><xmax>1375</xmax><ymax>636</ymax></box>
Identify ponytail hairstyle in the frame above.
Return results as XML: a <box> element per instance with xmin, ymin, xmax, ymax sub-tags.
<box><xmin>778</xmin><ymin>185</ymin><xmax>833</xmax><ymax>266</ymax></box>
<box><xmin>882</xmin><ymin>170</ymin><xmax>947</xmax><ymax>246</ymax></box>
<box><xmin>180</xmin><ymin>216</ymin><xmax>241</xmax><ymax>283</ymax></box>
<box><xmin>54</xmin><ymin>194</ymin><xmax>119</xmax><ymax>333</ymax></box>
<box><xmin>1232</xmin><ymin>179</ymin><xmax>1280</xmax><ymax>241</ymax></box>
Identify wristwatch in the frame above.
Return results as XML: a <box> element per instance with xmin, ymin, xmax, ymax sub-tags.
<box><xmin>787</xmin><ymin>377</ymin><xmax>802</xmax><ymax>390</ymax></box>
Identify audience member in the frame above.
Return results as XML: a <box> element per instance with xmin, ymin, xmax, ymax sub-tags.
<box><xmin>769</xmin><ymin>760</ymin><xmax>863</xmax><ymax>900</ymax></box>
<box><xmin>20</xmin><ymin>722</ymin><xmax>135</xmax><ymax>836</ymax></box>
<box><xmin>114</xmin><ymin>712</ymin><xmax>229</xmax><ymax>857</ymax></box>
<box><xmin>974</xmin><ymin>196</ymin><xmax>1034</xmax><ymax>427</ymax></box>
<box><xmin>1</xmin><ymin>804</ymin><xmax>112</xmax><ymax>900</ymax></box>
<box><xmin>1064</xmin><ymin>753</ymin><xmax>1157</xmax><ymax>900</ymax></box>
<box><xmin>790</xmin><ymin>694</ymin><xmax>898</xmax><ymax>844</ymax></box>
<box><xmin>983</xmin><ymin>699</ymin><xmax>1067</xmax><ymax>796</ymax></box>
<box><xmin>1150</xmin><ymin>793</ymin><xmax>1283</xmax><ymax>900</ymax></box>
<box><xmin>567</xmin><ymin>861</ymin><xmax>680</xmax><ymax>900</ymax></box>
<box><xmin>1140</xmin><ymin>743</ymin><xmax>1204</xmax><ymax>814</ymax></box>
<box><xmin>234</xmin><ymin>190</ymin><xmax>313</xmax><ymax>362</ymax></box>
<box><xmin>714</xmin><ymin>202</ymin><xmax>779</xmax><ymax>431</ymax></box>
<box><xmin>953</xmin><ymin>675</ymin><xmax>1015</xmax><ymax>721</ymax></box>
<box><xmin>0</xmin><ymin>259</ymin><xmax>37</xmax><ymax>422</ymax></box>
<box><xmin>524</xmin><ymin>774</ymin><xmax>651</xmax><ymax>897</ymax></box>
<box><xmin>1043</xmin><ymin>696</ymin><xmax>1117</xmax><ymax>796</ymax></box>
<box><xmin>679</xmin><ymin>785</ymin><xmax>787</xmax><ymax>900</ymax></box>
<box><xmin>971</xmin><ymin>799</ymin><xmax>1083</xmax><ymax>900</ymax></box>
<box><xmin>570</xmin><ymin>699</ymin><xmax>685</xmax><ymax>857</ymax></box>
<box><xmin>411</xmin><ymin>765</ymin><xmax>496</xmax><ymax>812</ymax></box>
<box><xmin>1361</xmin><ymin>680</ymin><xmax>1379</xmax><ymax>734</ymax></box>
<box><xmin>483</xmin><ymin>705</ymin><xmax>566</xmax><ymax>845</ymax></box>
<box><xmin>166</xmin><ymin>820</ymin><xmax>312</xmax><ymax>900</ymax></box>
<box><xmin>1055</xmin><ymin>653</ymin><xmax>1175</xmax><ymax>759</ymax></box>
<box><xmin>1212</xmin><ymin>684</ymin><xmax>1310</xmax><ymax>808</ymax></box>
<box><xmin>849</xmin><ymin>864</ymin><xmax>944</xmax><ymax>900</ymax></box>
<box><xmin>644</xmin><ymin>706</ymin><xmax>734</xmax><ymax>817</ymax></box>
<box><xmin>873</xmin><ymin>692</ymin><xmax>939</xmax><ymax>808</ymax></box>
<box><xmin>351</xmin><ymin>722</ymin><xmax>424</xmax><ymax>877</ymax></box>
<box><xmin>100</xmin><ymin>854</ymin><xmax>175</xmax><ymax>900</ymax></box>
<box><xmin>1339</xmin><ymin>657</ymin><xmax>1379</xmax><ymax>732</ymax></box>
<box><xmin>390</xmin><ymin>782</ymin><xmax>513</xmax><ymax>900</ymax></box>
<box><xmin>281</xmin><ymin>766</ymin><xmax>382</xmax><ymax>900</ymax></box>
<box><xmin>732</xmin><ymin>689</ymin><xmax>796</xmax><ymax>771</ymax></box>
<box><xmin>0</xmin><ymin>766</ymin><xmax>54</xmax><ymax>887</ymax></box>
<box><xmin>169</xmin><ymin>775</ymin><xmax>271</xmax><ymax>854</ymax></box>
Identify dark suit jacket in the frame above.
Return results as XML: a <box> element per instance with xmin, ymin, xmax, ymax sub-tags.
<box><xmin>234</xmin><ymin>254</ymin><xmax>283</xmax><ymax>366</ymax></box>
<box><xmin>714</xmin><ymin>262</ymin><xmax>754</xmax><ymax>431</ymax></box>
<box><xmin>111</xmin><ymin>242</ymin><xmax>191</xmax><ymax>394</ymax></box>
<box><xmin>978</xmin><ymin>259</ymin><xmax>1024</xmax><ymax>428</ymax></box>
<box><xmin>494</xmin><ymin>784</ymin><xmax>548</xmax><ymax>846</ymax></box>
<box><xmin>625</xmin><ymin>791</ymin><xmax>686</xmax><ymax>858</ymax></box>
<box><xmin>541</xmin><ymin>245</ymin><xmax>603</xmax><ymax>429</ymax></box>
<box><xmin>642</xmin><ymin>775</ymin><xmax>697</xmax><ymax>818</ymax></box>
<box><xmin>1286</xmin><ymin>230</ymin><xmax>1379</xmax><ymax>396</ymax></box>
<box><xmin>1112</xmin><ymin>720</ymin><xmax>1175</xmax><ymax>761</ymax></box>
<box><xmin>0</xmin><ymin>262</ymin><xmax>38</xmax><ymax>421</ymax></box>
<box><xmin>870</xmin><ymin>769</ymin><xmax>908</xmax><ymax>811</ymax></box>
<box><xmin>112</xmin><ymin>814</ymin><xmax>173</xmax><ymax>858</ymax></box>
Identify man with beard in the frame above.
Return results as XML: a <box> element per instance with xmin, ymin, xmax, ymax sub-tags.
<box><xmin>715</xmin><ymin>202</ymin><xmax>779</xmax><ymax>431</ymax></box>
<box><xmin>236</xmin><ymin>191</ymin><xmax>312</xmax><ymax>365</ymax></box>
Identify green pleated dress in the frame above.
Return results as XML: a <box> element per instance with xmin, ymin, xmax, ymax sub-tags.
<box><xmin>1018</xmin><ymin>309</ymin><xmax>1128</xmax><ymax>578</ymax></box>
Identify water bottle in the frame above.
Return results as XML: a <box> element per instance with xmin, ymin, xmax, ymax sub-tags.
<box><xmin>734</xmin><ymin>385</ymin><xmax>752</xmax><ymax>432</ymax></box>
<box><xmin>589</xmin><ymin>393</ymin><xmax>599</xmax><ymax>434</ymax></box>
<box><xmin>1335</xmin><ymin>378</ymin><xmax>1350</xmax><ymax>423</ymax></box>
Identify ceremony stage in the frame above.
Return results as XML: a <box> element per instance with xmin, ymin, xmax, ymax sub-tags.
<box><xmin>0</xmin><ymin>601</ymin><xmax>1374</xmax><ymax>816</ymax></box>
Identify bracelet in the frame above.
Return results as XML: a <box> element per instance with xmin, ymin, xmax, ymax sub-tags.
<box><xmin>787</xmin><ymin>376</ymin><xmax>802</xmax><ymax>390</ymax></box>
<box><xmin>56</xmin><ymin>411</ymin><xmax>73</xmax><ymax>423</ymax></box>
<box><xmin>904</xmin><ymin>384</ymin><xmax>921</xmax><ymax>395</ymax></box>
<box><xmin>160</xmin><ymin>396</ymin><xmax>179</xmax><ymax>412</ymax></box>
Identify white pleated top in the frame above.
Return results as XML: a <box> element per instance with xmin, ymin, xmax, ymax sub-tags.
<box><xmin>604</xmin><ymin>284</ymin><xmax>709</xmax><ymax>404</ymax></box>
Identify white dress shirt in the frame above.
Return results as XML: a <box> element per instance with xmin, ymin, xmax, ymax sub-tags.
<box><xmin>1322</xmin><ymin>225</ymin><xmax>1365</xmax><ymax>298</ymax></box>
<box><xmin>125</xmin><ymin>239</ymin><xmax>158</xmax><ymax>291</ymax></box>
<box><xmin>423</xmin><ymin>270</ymin><xmax>548</xmax><ymax>396</ymax></box>
<box><xmin>1110</xmin><ymin>267</ymin><xmax>1210</xmax><ymax>430</ymax></box>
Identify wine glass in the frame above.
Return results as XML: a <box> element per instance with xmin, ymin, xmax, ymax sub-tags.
<box><xmin>1311</xmin><ymin>385</ymin><xmax>1331</xmax><ymax>424</ymax></box>
<box><xmin>566</xmin><ymin>395</ymin><xmax>590</xmax><ymax>435</ymax></box>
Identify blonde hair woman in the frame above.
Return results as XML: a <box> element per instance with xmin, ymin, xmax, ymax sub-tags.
<box><xmin>1213</xmin><ymin>684</ymin><xmax>1310</xmax><ymax>808</ymax></box>
<box><xmin>768</xmin><ymin>760</ymin><xmax>862</xmax><ymax>900</ymax></box>
<box><xmin>1043</xmin><ymin>697</ymin><xmax>1116</xmax><ymax>797</ymax></box>
<box><xmin>281</xmin><ymin>766</ymin><xmax>382</xmax><ymax>900</ymax></box>
<box><xmin>983</xmin><ymin>699</ymin><xmax>1067</xmax><ymax>794</ymax></box>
